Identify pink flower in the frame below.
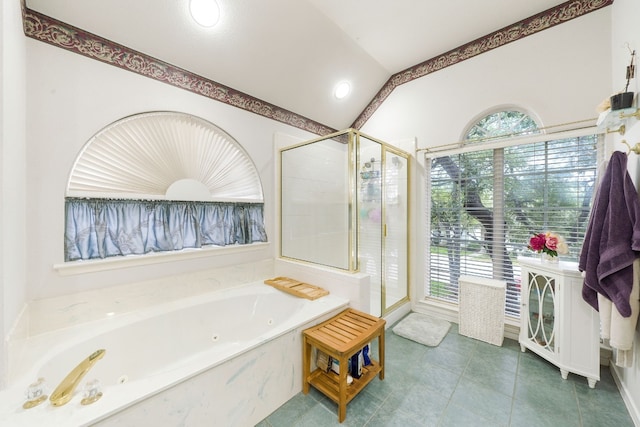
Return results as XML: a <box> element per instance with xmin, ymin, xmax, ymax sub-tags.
<box><xmin>527</xmin><ymin>231</ymin><xmax>569</xmax><ymax>257</ymax></box>
<box><xmin>545</xmin><ymin>234</ymin><xmax>559</xmax><ymax>251</ymax></box>
<box><xmin>528</xmin><ymin>233</ymin><xmax>546</xmax><ymax>252</ymax></box>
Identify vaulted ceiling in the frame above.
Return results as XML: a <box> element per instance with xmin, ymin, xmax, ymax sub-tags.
<box><xmin>24</xmin><ymin>0</ymin><xmax>608</xmax><ymax>132</ymax></box>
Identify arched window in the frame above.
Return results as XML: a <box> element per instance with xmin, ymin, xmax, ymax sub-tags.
<box><xmin>427</xmin><ymin>109</ymin><xmax>598</xmax><ymax>317</ymax></box>
<box><xmin>464</xmin><ymin>110</ymin><xmax>539</xmax><ymax>142</ymax></box>
<box><xmin>64</xmin><ymin>111</ymin><xmax>267</xmax><ymax>261</ymax></box>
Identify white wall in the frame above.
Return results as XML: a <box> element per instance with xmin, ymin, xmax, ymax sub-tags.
<box><xmin>608</xmin><ymin>0</ymin><xmax>640</xmax><ymax>424</ymax></box>
<box><xmin>1</xmin><ymin>0</ymin><xmax>28</xmax><ymax>388</ymax></box>
<box><xmin>361</xmin><ymin>8</ymin><xmax>612</xmax><ymax>147</ymax></box>
<box><xmin>23</xmin><ymin>39</ymin><xmax>319</xmax><ymax>302</ymax></box>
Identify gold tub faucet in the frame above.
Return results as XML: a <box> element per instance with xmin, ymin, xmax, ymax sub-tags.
<box><xmin>49</xmin><ymin>349</ymin><xmax>106</xmax><ymax>407</ymax></box>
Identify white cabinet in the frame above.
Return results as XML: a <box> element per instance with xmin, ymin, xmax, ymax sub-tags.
<box><xmin>518</xmin><ymin>257</ymin><xmax>600</xmax><ymax>388</ymax></box>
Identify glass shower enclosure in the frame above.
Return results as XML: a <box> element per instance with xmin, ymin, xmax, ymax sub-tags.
<box><xmin>280</xmin><ymin>129</ymin><xmax>409</xmax><ymax>317</ymax></box>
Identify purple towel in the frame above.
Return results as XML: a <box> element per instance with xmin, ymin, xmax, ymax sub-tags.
<box><xmin>579</xmin><ymin>151</ymin><xmax>640</xmax><ymax>317</ymax></box>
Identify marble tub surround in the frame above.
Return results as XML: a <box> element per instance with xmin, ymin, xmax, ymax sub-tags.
<box><xmin>14</xmin><ymin>259</ymin><xmax>275</xmax><ymax>339</ymax></box>
<box><xmin>93</xmin><ymin>326</ymin><xmax>310</xmax><ymax>427</ymax></box>
<box><xmin>1</xmin><ymin>281</ymin><xmax>349</xmax><ymax>426</ymax></box>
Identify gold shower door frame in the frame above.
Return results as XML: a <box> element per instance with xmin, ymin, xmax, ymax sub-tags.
<box><xmin>279</xmin><ymin>129</ymin><xmax>410</xmax><ymax>317</ymax></box>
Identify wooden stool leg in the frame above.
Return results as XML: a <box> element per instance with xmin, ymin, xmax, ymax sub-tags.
<box><xmin>378</xmin><ymin>329</ymin><xmax>385</xmax><ymax>380</ymax></box>
<box><xmin>338</xmin><ymin>355</ymin><xmax>348</xmax><ymax>423</ymax></box>
<box><xmin>302</xmin><ymin>338</ymin><xmax>311</xmax><ymax>394</ymax></box>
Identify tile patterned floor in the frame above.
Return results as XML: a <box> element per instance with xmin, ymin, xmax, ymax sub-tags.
<box><xmin>257</xmin><ymin>318</ymin><xmax>634</xmax><ymax>427</ymax></box>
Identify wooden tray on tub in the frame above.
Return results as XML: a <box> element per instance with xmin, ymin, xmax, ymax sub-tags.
<box><xmin>264</xmin><ymin>277</ymin><xmax>329</xmax><ymax>300</ymax></box>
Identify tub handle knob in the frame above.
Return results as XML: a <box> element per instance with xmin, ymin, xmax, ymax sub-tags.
<box><xmin>22</xmin><ymin>377</ymin><xmax>48</xmax><ymax>409</ymax></box>
<box><xmin>81</xmin><ymin>378</ymin><xmax>103</xmax><ymax>405</ymax></box>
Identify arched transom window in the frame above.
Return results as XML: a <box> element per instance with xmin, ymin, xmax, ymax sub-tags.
<box><xmin>464</xmin><ymin>110</ymin><xmax>539</xmax><ymax>142</ymax></box>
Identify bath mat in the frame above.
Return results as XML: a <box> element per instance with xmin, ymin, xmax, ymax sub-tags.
<box><xmin>392</xmin><ymin>313</ymin><xmax>451</xmax><ymax>347</ymax></box>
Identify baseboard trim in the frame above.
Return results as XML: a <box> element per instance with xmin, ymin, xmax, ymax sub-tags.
<box><xmin>609</xmin><ymin>363</ymin><xmax>640</xmax><ymax>427</ymax></box>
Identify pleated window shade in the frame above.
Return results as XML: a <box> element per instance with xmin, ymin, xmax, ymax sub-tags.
<box><xmin>67</xmin><ymin>111</ymin><xmax>263</xmax><ymax>202</ymax></box>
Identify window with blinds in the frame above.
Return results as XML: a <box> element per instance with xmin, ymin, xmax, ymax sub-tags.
<box><xmin>426</xmin><ymin>111</ymin><xmax>598</xmax><ymax>318</ymax></box>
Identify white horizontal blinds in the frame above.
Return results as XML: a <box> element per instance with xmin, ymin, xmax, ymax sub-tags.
<box><xmin>427</xmin><ymin>134</ymin><xmax>598</xmax><ymax>317</ymax></box>
<box><xmin>505</xmin><ymin>135</ymin><xmax>598</xmax><ymax>261</ymax></box>
<box><xmin>429</xmin><ymin>149</ymin><xmax>498</xmax><ymax>304</ymax></box>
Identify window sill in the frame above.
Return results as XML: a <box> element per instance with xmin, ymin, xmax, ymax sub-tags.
<box><xmin>53</xmin><ymin>242</ymin><xmax>270</xmax><ymax>276</ymax></box>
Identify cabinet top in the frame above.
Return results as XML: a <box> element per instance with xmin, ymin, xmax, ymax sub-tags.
<box><xmin>518</xmin><ymin>256</ymin><xmax>582</xmax><ymax>277</ymax></box>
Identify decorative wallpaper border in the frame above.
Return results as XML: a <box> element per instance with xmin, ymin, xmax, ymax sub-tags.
<box><xmin>21</xmin><ymin>5</ymin><xmax>337</xmax><ymax>137</ymax></box>
<box><xmin>22</xmin><ymin>0</ymin><xmax>612</xmax><ymax>134</ymax></box>
<box><xmin>351</xmin><ymin>0</ymin><xmax>614</xmax><ymax>129</ymax></box>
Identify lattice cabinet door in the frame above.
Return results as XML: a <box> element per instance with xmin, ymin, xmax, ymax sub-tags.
<box><xmin>522</xmin><ymin>271</ymin><xmax>557</xmax><ymax>355</ymax></box>
<box><xmin>518</xmin><ymin>257</ymin><xmax>600</xmax><ymax>388</ymax></box>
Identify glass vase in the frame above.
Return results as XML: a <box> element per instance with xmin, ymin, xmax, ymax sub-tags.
<box><xmin>541</xmin><ymin>253</ymin><xmax>558</xmax><ymax>264</ymax></box>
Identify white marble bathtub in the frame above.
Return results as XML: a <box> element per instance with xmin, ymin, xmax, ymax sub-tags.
<box><xmin>0</xmin><ymin>281</ymin><xmax>349</xmax><ymax>427</ymax></box>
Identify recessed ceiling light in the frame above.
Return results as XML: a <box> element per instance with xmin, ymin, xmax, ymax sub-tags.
<box><xmin>334</xmin><ymin>81</ymin><xmax>351</xmax><ymax>100</ymax></box>
<box><xmin>189</xmin><ymin>0</ymin><xmax>220</xmax><ymax>28</ymax></box>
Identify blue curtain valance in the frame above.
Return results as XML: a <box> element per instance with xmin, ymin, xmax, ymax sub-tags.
<box><xmin>64</xmin><ymin>198</ymin><xmax>267</xmax><ymax>261</ymax></box>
